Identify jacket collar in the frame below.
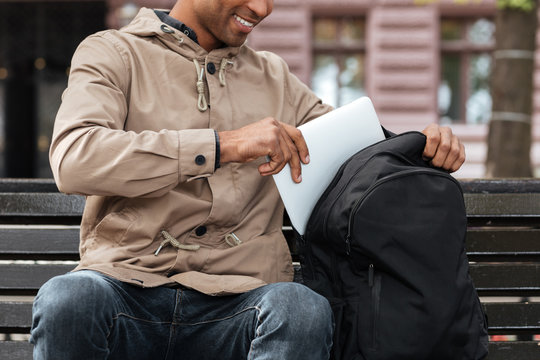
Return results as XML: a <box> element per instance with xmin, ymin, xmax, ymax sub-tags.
<box><xmin>121</xmin><ymin>7</ymin><xmax>243</xmax><ymax>60</ymax></box>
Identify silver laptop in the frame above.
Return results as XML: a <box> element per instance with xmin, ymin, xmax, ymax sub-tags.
<box><xmin>272</xmin><ymin>97</ymin><xmax>385</xmax><ymax>235</ymax></box>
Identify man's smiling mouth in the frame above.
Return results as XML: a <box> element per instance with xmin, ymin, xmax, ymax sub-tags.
<box><xmin>234</xmin><ymin>14</ymin><xmax>254</xmax><ymax>28</ymax></box>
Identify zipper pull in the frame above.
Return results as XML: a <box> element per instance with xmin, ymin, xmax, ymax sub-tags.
<box><xmin>345</xmin><ymin>235</ymin><xmax>351</xmax><ymax>255</ymax></box>
<box><xmin>368</xmin><ymin>264</ymin><xmax>374</xmax><ymax>287</ymax></box>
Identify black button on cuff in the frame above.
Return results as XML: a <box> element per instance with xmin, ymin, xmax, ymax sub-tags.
<box><xmin>207</xmin><ymin>62</ymin><xmax>216</xmax><ymax>74</ymax></box>
<box><xmin>195</xmin><ymin>226</ymin><xmax>207</xmax><ymax>236</ymax></box>
<box><xmin>195</xmin><ymin>154</ymin><xmax>206</xmax><ymax>165</ymax></box>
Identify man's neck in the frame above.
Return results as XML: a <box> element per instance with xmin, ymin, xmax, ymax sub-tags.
<box><xmin>169</xmin><ymin>3</ymin><xmax>223</xmax><ymax>52</ymax></box>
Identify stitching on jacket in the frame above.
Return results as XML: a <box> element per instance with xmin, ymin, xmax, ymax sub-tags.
<box><xmin>96</xmin><ymin>31</ymin><xmax>132</xmax><ymax>95</ymax></box>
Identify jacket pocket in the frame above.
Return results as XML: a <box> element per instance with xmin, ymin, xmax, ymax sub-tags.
<box><xmin>94</xmin><ymin>207</ymin><xmax>140</xmax><ymax>245</ymax></box>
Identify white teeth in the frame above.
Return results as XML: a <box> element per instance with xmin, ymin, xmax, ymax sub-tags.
<box><xmin>234</xmin><ymin>15</ymin><xmax>254</xmax><ymax>28</ymax></box>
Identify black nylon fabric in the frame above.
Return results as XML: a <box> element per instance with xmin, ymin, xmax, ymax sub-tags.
<box><xmin>298</xmin><ymin>132</ymin><xmax>488</xmax><ymax>360</ymax></box>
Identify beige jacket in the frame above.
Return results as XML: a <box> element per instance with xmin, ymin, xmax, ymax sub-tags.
<box><xmin>50</xmin><ymin>8</ymin><xmax>332</xmax><ymax>295</ymax></box>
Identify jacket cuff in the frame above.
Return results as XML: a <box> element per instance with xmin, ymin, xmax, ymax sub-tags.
<box><xmin>214</xmin><ymin>130</ymin><xmax>221</xmax><ymax>170</ymax></box>
<box><xmin>178</xmin><ymin>129</ymin><xmax>216</xmax><ymax>180</ymax></box>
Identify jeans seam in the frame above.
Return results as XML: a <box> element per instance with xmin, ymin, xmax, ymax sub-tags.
<box><xmin>164</xmin><ymin>289</ymin><xmax>182</xmax><ymax>360</ymax></box>
<box><xmin>247</xmin><ymin>306</ymin><xmax>262</xmax><ymax>360</ymax></box>
<box><xmin>105</xmin><ymin>314</ymin><xmax>117</xmax><ymax>345</ymax></box>
<box><xmin>174</xmin><ymin>305</ymin><xmax>260</xmax><ymax>326</ymax></box>
<box><xmin>114</xmin><ymin>313</ymin><xmax>172</xmax><ymax>325</ymax></box>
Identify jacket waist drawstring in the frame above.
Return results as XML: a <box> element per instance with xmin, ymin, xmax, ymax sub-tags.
<box><xmin>225</xmin><ymin>233</ymin><xmax>242</xmax><ymax>247</ymax></box>
<box><xmin>155</xmin><ymin>230</ymin><xmax>200</xmax><ymax>256</ymax></box>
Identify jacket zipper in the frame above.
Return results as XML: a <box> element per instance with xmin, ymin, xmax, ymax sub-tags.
<box><xmin>344</xmin><ymin>168</ymin><xmax>460</xmax><ymax>253</ymax></box>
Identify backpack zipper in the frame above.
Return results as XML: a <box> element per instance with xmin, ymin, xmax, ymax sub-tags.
<box><xmin>323</xmin><ymin>151</ymin><xmax>418</xmax><ymax>245</ymax></box>
<box><xmin>369</xmin><ymin>263</ymin><xmax>380</xmax><ymax>350</ymax></box>
<box><xmin>344</xmin><ymin>168</ymin><xmax>461</xmax><ymax>254</ymax></box>
<box><xmin>298</xmin><ymin>233</ymin><xmax>316</xmax><ymax>281</ymax></box>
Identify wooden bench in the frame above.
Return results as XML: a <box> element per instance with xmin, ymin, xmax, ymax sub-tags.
<box><xmin>1</xmin><ymin>178</ymin><xmax>539</xmax><ymax>359</ymax></box>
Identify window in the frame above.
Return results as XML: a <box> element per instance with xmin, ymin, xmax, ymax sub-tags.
<box><xmin>311</xmin><ymin>17</ymin><xmax>366</xmax><ymax>108</ymax></box>
<box><xmin>439</xmin><ymin>18</ymin><xmax>495</xmax><ymax>124</ymax></box>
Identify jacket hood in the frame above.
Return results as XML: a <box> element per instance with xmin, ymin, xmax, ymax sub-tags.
<box><xmin>121</xmin><ymin>7</ymin><xmax>242</xmax><ymax>60</ymax></box>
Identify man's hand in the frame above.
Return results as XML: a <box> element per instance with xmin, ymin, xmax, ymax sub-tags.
<box><xmin>421</xmin><ymin>124</ymin><xmax>465</xmax><ymax>172</ymax></box>
<box><xmin>218</xmin><ymin>117</ymin><xmax>309</xmax><ymax>183</ymax></box>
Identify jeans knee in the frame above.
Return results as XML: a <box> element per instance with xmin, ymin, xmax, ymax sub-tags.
<box><xmin>291</xmin><ymin>284</ymin><xmax>332</xmax><ymax>336</ymax></box>
<box><xmin>33</xmin><ymin>270</ymin><xmax>115</xmax><ymax>327</ymax></box>
<box><xmin>263</xmin><ymin>282</ymin><xmax>333</xmax><ymax>338</ymax></box>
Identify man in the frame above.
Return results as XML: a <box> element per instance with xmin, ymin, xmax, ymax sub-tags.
<box><xmin>30</xmin><ymin>0</ymin><xmax>465</xmax><ymax>359</ymax></box>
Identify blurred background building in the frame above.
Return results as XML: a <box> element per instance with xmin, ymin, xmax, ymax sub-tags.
<box><xmin>0</xmin><ymin>0</ymin><xmax>538</xmax><ymax>178</ymax></box>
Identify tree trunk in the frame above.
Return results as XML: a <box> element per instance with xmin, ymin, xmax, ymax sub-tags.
<box><xmin>486</xmin><ymin>4</ymin><xmax>537</xmax><ymax>178</ymax></box>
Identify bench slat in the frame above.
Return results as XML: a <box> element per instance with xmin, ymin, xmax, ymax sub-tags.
<box><xmin>487</xmin><ymin>341</ymin><xmax>540</xmax><ymax>360</ymax></box>
<box><xmin>1</xmin><ymin>263</ymin><xmax>537</xmax><ymax>295</ymax></box>
<box><xmin>0</xmin><ymin>264</ymin><xmax>76</xmax><ymax>293</ymax></box>
<box><xmin>1</xmin><ymin>227</ymin><xmax>536</xmax><ymax>260</ymax></box>
<box><xmin>0</xmin><ymin>302</ymin><xmax>32</xmax><ymax>331</ymax></box>
<box><xmin>1</xmin><ymin>192</ymin><xmax>538</xmax><ymax>218</ymax></box>
<box><xmin>470</xmin><ymin>264</ymin><xmax>540</xmax><ymax>294</ymax></box>
<box><xmin>0</xmin><ymin>228</ymin><xmax>79</xmax><ymax>259</ymax></box>
<box><xmin>467</xmin><ymin>229</ymin><xmax>540</xmax><ymax>252</ymax></box>
<box><xmin>0</xmin><ymin>341</ymin><xmax>32</xmax><ymax>360</ymax></box>
<box><xmin>460</xmin><ymin>179</ymin><xmax>540</xmax><ymax>194</ymax></box>
<box><xmin>464</xmin><ymin>193</ymin><xmax>540</xmax><ymax>217</ymax></box>
<box><xmin>483</xmin><ymin>303</ymin><xmax>540</xmax><ymax>332</ymax></box>
<box><xmin>0</xmin><ymin>178</ymin><xmax>58</xmax><ymax>193</ymax></box>
<box><xmin>0</xmin><ymin>193</ymin><xmax>84</xmax><ymax>217</ymax></box>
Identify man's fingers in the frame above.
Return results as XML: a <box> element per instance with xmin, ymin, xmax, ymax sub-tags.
<box><xmin>280</xmin><ymin>130</ymin><xmax>302</xmax><ymax>183</ymax></box>
<box><xmin>421</xmin><ymin>124</ymin><xmax>466</xmax><ymax>172</ymax></box>
<box><xmin>259</xmin><ymin>128</ymin><xmax>304</xmax><ymax>182</ymax></box>
<box><xmin>282</xmin><ymin>123</ymin><xmax>310</xmax><ymax>164</ymax></box>
<box><xmin>449</xmin><ymin>142</ymin><xmax>466</xmax><ymax>172</ymax></box>
<box><xmin>430</xmin><ymin>127</ymin><xmax>452</xmax><ymax>168</ymax></box>
<box><xmin>219</xmin><ymin>117</ymin><xmax>309</xmax><ymax>181</ymax></box>
<box><xmin>258</xmin><ymin>140</ymin><xmax>286</xmax><ymax>176</ymax></box>
<box><xmin>441</xmin><ymin>135</ymin><xmax>460</xmax><ymax>170</ymax></box>
<box><xmin>421</xmin><ymin>123</ymin><xmax>441</xmax><ymax>161</ymax></box>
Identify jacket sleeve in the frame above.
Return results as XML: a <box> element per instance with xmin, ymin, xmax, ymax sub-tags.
<box><xmin>277</xmin><ymin>57</ymin><xmax>334</xmax><ymax>127</ymax></box>
<box><xmin>49</xmin><ymin>34</ymin><xmax>216</xmax><ymax>198</ymax></box>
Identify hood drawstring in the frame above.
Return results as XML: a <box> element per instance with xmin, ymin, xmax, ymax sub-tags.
<box><xmin>160</xmin><ymin>24</ymin><xmax>184</xmax><ymax>45</ymax></box>
<box><xmin>219</xmin><ymin>58</ymin><xmax>234</xmax><ymax>87</ymax></box>
<box><xmin>160</xmin><ymin>24</ymin><xmax>234</xmax><ymax>111</ymax></box>
<box><xmin>154</xmin><ymin>230</ymin><xmax>200</xmax><ymax>256</ymax></box>
<box><xmin>193</xmin><ymin>59</ymin><xmax>208</xmax><ymax>112</ymax></box>
<box><xmin>193</xmin><ymin>58</ymin><xmax>234</xmax><ymax>111</ymax></box>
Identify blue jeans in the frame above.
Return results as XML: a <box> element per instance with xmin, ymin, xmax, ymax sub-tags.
<box><xmin>30</xmin><ymin>270</ymin><xmax>333</xmax><ymax>359</ymax></box>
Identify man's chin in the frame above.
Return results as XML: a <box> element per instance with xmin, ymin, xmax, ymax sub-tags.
<box><xmin>222</xmin><ymin>34</ymin><xmax>249</xmax><ymax>48</ymax></box>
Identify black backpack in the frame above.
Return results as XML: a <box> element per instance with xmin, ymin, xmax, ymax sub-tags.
<box><xmin>297</xmin><ymin>132</ymin><xmax>489</xmax><ymax>360</ymax></box>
